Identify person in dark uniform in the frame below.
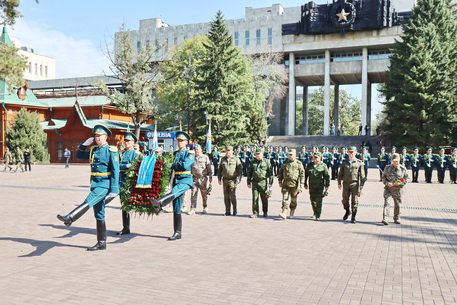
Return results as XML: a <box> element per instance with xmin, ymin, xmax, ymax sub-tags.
<box><xmin>298</xmin><ymin>146</ymin><xmax>309</xmax><ymax>170</ymax></box>
<box><xmin>278</xmin><ymin>146</ymin><xmax>286</xmax><ymax>169</ymax></box>
<box><xmin>340</xmin><ymin>147</ymin><xmax>348</xmax><ymax>162</ymax></box>
<box><xmin>272</xmin><ymin>146</ymin><xmax>280</xmax><ymax>176</ymax></box>
<box><xmin>23</xmin><ymin>148</ymin><xmax>32</xmax><ymax>171</ymax></box>
<box><xmin>117</xmin><ymin>131</ymin><xmax>141</xmax><ymax>235</ymax></box>
<box><xmin>151</xmin><ymin>131</ymin><xmax>194</xmax><ymax>240</ymax></box>
<box><xmin>322</xmin><ymin>146</ymin><xmax>332</xmax><ymax>169</ymax></box>
<box><xmin>57</xmin><ymin>124</ymin><xmax>120</xmax><ymax>251</ymax></box>
<box><xmin>377</xmin><ymin>146</ymin><xmax>389</xmax><ymax>181</ymax></box>
<box><xmin>388</xmin><ymin>146</ymin><xmax>397</xmax><ymax>165</ymax></box>
<box><xmin>211</xmin><ymin>146</ymin><xmax>220</xmax><ymax>176</ymax></box>
<box><xmin>244</xmin><ymin>145</ymin><xmax>252</xmax><ymax>178</ymax></box>
<box><xmin>423</xmin><ymin>147</ymin><xmax>435</xmax><ymax>183</ymax></box>
<box><xmin>330</xmin><ymin>146</ymin><xmax>341</xmax><ymax>180</ymax></box>
<box><xmin>359</xmin><ymin>146</ymin><xmax>371</xmax><ymax>178</ymax></box>
<box><xmin>435</xmin><ymin>147</ymin><xmax>447</xmax><ymax>184</ymax></box>
<box><xmin>447</xmin><ymin>147</ymin><xmax>457</xmax><ymax>184</ymax></box>
<box><xmin>410</xmin><ymin>147</ymin><xmax>422</xmax><ymax>183</ymax></box>
<box><xmin>400</xmin><ymin>147</ymin><xmax>411</xmax><ymax>169</ymax></box>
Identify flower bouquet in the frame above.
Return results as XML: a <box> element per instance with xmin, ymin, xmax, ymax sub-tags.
<box><xmin>266</xmin><ymin>189</ymin><xmax>272</xmax><ymax>199</ymax></box>
<box><xmin>356</xmin><ymin>190</ymin><xmax>363</xmax><ymax>197</ymax></box>
<box><xmin>395</xmin><ymin>177</ymin><xmax>405</xmax><ymax>186</ymax></box>
<box><xmin>322</xmin><ymin>190</ymin><xmax>328</xmax><ymax>198</ymax></box>
<box><xmin>207</xmin><ymin>183</ymin><xmax>213</xmax><ymax>196</ymax></box>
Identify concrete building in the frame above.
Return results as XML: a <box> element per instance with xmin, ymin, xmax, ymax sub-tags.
<box><xmin>121</xmin><ymin>0</ymin><xmax>416</xmax><ymax>136</ymax></box>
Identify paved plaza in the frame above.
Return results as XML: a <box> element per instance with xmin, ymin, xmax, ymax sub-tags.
<box><xmin>0</xmin><ymin>164</ymin><xmax>456</xmax><ymax>305</ymax></box>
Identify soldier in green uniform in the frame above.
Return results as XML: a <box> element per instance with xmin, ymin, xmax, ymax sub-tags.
<box><xmin>190</xmin><ymin>144</ymin><xmax>212</xmax><ymax>215</ymax></box>
<box><xmin>304</xmin><ymin>152</ymin><xmax>330</xmax><ymax>221</ymax></box>
<box><xmin>247</xmin><ymin>148</ymin><xmax>274</xmax><ymax>218</ymax></box>
<box><xmin>3</xmin><ymin>147</ymin><xmax>13</xmax><ymax>171</ymax></box>
<box><xmin>410</xmin><ymin>147</ymin><xmax>422</xmax><ymax>183</ymax></box>
<box><xmin>151</xmin><ymin>131</ymin><xmax>194</xmax><ymax>240</ymax></box>
<box><xmin>211</xmin><ymin>146</ymin><xmax>220</xmax><ymax>176</ymax></box>
<box><xmin>218</xmin><ymin>145</ymin><xmax>243</xmax><ymax>216</ymax></box>
<box><xmin>117</xmin><ymin>131</ymin><xmax>141</xmax><ymax>235</ymax></box>
<box><xmin>447</xmin><ymin>147</ymin><xmax>457</xmax><ymax>184</ymax></box>
<box><xmin>330</xmin><ymin>146</ymin><xmax>341</xmax><ymax>180</ymax></box>
<box><xmin>423</xmin><ymin>147</ymin><xmax>435</xmax><ymax>183</ymax></box>
<box><xmin>14</xmin><ymin>147</ymin><xmax>24</xmax><ymax>172</ymax></box>
<box><xmin>278</xmin><ymin>149</ymin><xmax>305</xmax><ymax>220</ymax></box>
<box><xmin>337</xmin><ymin>146</ymin><xmax>366</xmax><ymax>223</ymax></box>
<box><xmin>435</xmin><ymin>148</ymin><xmax>447</xmax><ymax>184</ymax></box>
<box><xmin>57</xmin><ymin>125</ymin><xmax>120</xmax><ymax>250</ymax></box>
<box><xmin>381</xmin><ymin>153</ymin><xmax>409</xmax><ymax>225</ymax></box>
<box><xmin>377</xmin><ymin>146</ymin><xmax>389</xmax><ymax>181</ymax></box>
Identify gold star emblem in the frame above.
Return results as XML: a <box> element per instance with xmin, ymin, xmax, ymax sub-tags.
<box><xmin>336</xmin><ymin>9</ymin><xmax>350</xmax><ymax>22</ymax></box>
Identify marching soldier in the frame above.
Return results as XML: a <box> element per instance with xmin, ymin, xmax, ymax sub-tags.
<box><xmin>410</xmin><ymin>147</ymin><xmax>422</xmax><ymax>183</ymax></box>
<box><xmin>247</xmin><ymin>148</ymin><xmax>274</xmax><ymax>218</ymax></box>
<box><xmin>268</xmin><ymin>146</ymin><xmax>277</xmax><ymax>178</ymax></box>
<box><xmin>278</xmin><ymin>146</ymin><xmax>286</xmax><ymax>168</ymax></box>
<box><xmin>218</xmin><ymin>145</ymin><xmax>243</xmax><ymax>216</ymax></box>
<box><xmin>322</xmin><ymin>146</ymin><xmax>332</xmax><ymax>169</ymax></box>
<box><xmin>381</xmin><ymin>153</ymin><xmax>409</xmax><ymax>225</ymax></box>
<box><xmin>359</xmin><ymin>146</ymin><xmax>371</xmax><ymax>178</ymax></box>
<box><xmin>211</xmin><ymin>146</ymin><xmax>220</xmax><ymax>176</ymax></box>
<box><xmin>377</xmin><ymin>146</ymin><xmax>389</xmax><ymax>181</ymax></box>
<box><xmin>244</xmin><ymin>145</ymin><xmax>252</xmax><ymax>178</ymax></box>
<box><xmin>151</xmin><ymin>131</ymin><xmax>194</xmax><ymax>241</ymax></box>
<box><xmin>117</xmin><ymin>131</ymin><xmax>141</xmax><ymax>235</ymax></box>
<box><xmin>272</xmin><ymin>146</ymin><xmax>280</xmax><ymax>176</ymax></box>
<box><xmin>14</xmin><ymin>147</ymin><xmax>24</xmax><ymax>172</ymax></box>
<box><xmin>304</xmin><ymin>152</ymin><xmax>330</xmax><ymax>221</ymax></box>
<box><xmin>423</xmin><ymin>147</ymin><xmax>435</xmax><ymax>183</ymax></box>
<box><xmin>278</xmin><ymin>149</ymin><xmax>305</xmax><ymax>220</ymax></box>
<box><xmin>2</xmin><ymin>147</ymin><xmax>13</xmax><ymax>171</ymax></box>
<box><xmin>447</xmin><ymin>147</ymin><xmax>457</xmax><ymax>184</ymax></box>
<box><xmin>337</xmin><ymin>146</ymin><xmax>366</xmax><ymax>223</ymax></box>
<box><xmin>190</xmin><ymin>144</ymin><xmax>212</xmax><ymax>215</ymax></box>
<box><xmin>330</xmin><ymin>146</ymin><xmax>341</xmax><ymax>180</ymax></box>
<box><xmin>340</xmin><ymin>147</ymin><xmax>348</xmax><ymax>161</ymax></box>
<box><xmin>298</xmin><ymin>146</ymin><xmax>309</xmax><ymax>170</ymax></box>
<box><xmin>57</xmin><ymin>125</ymin><xmax>120</xmax><ymax>250</ymax></box>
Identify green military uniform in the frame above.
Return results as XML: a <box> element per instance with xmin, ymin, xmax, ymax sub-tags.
<box><xmin>211</xmin><ymin>147</ymin><xmax>220</xmax><ymax>176</ymax></box>
<box><xmin>247</xmin><ymin>148</ymin><xmax>274</xmax><ymax>218</ymax></box>
<box><xmin>423</xmin><ymin>148</ymin><xmax>435</xmax><ymax>183</ymax></box>
<box><xmin>14</xmin><ymin>147</ymin><xmax>24</xmax><ymax>172</ymax></box>
<box><xmin>304</xmin><ymin>153</ymin><xmax>330</xmax><ymax>220</ymax></box>
<box><xmin>277</xmin><ymin>149</ymin><xmax>305</xmax><ymax>219</ymax></box>
<box><xmin>3</xmin><ymin>148</ymin><xmax>13</xmax><ymax>171</ymax></box>
<box><xmin>337</xmin><ymin>147</ymin><xmax>366</xmax><ymax>223</ymax></box>
<box><xmin>218</xmin><ymin>146</ymin><xmax>243</xmax><ymax>216</ymax></box>
<box><xmin>191</xmin><ymin>145</ymin><xmax>212</xmax><ymax>212</ymax></box>
<box><xmin>410</xmin><ymin>148</ymin><xmax>422</xmax><ymax>183</ymax></box>
<box><xmin>435</xmin><ymin>148</ymin><xmax>447</xmax><ymax>184</ymax></box>
<box><xmin>447</xmin><ymin>148</ymin><xmax>457</xmax><ymax>184</ymax></box>
<box><xmin>381</xmin><ymin>154</ymin><xmax>409</xmax><ymax>225</ymax></box>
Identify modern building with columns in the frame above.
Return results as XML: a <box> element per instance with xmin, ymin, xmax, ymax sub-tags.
<box><xmin>123</xmin><ymin>0</ymin><xmax>415</xmax><ymax>136</ymax></box>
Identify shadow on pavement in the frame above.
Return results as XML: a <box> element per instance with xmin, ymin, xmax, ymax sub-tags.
<box><xmin>0</xmin><ymin>236</ymin><xmax>87</xmax><ymax>258</ymax></box>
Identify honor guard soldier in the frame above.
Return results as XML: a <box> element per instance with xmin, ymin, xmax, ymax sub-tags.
<box><xmin>423</xmin><ymin>147</ymin><xmax>435</xmax><ymax>183</ymax></box>
<box><xmin>360</xmin><ymin>146</ymin><xmax>371</xmax><ymax>178</ymax></box>
<box><xmin>247</xmin><ymin>148</ymin><xmax>274</xmax><ymax>218</ymax></box>
<box><xmin>377</xmin><ymin>146</ymin><xmax>389</xmax><ymax>181</ymax></box>
<box><xmin>330</xmin><ymin>146</ymin><xmax>341</xmax><ymax>180</ymax></box>
<box><xmin>278</xmin><ymin>146</ymin><xmax>286</xmax><ymax>168</ymax></box>
<box><xmin>298</xmin><ymin>146</ymin><xmax>309</xmax><ymax>170</ymax></box>
<box><xmin>218</xmin><ymin>145</ymin><xmax>243</xmax><ymax>216</ymax></box>
<box><xmin>400</xmin><ymin>147</ymin><xmax>411</xmax><ymax>168</ymax></box>
<box><xmin>381</xmin><ymin>153</ymin><xmax>409</xmax><ymax>225</ymax></box>
<box><xmin>272</xmin><ymin>146</ymin><xmax>280</xmax><ymax>176</ymax></box>
<box><xmin>447</xmin><ymin>147</ymin><xmax>457</xmax><ymax>184</ymax></box>
<box><xmin>387</xmin><ymin>146</ymin><xmax>397</xmax><ymax>165</ymax></box>
<box><xmin>151</xmin><ymin>131</ymin><xmax>194</xmax><ymax>240</ymax></box>
<box><xmin>278</xmin><ymin>149</ymin><xmax>305</xmax><ymax>220</ymax></box>
<box><xmin>337</xmin><ymin>146</ymin><xmax>366</xmax><ymax>223</ymax></box>
<box><xmin>304</xmin><ymin>152</ymin><xmax>330</xmax><ymax>221</ymax></box>
<box><xmin>190</xmin><ymin>144</ymin><xmax>212</xmax><ymax>215</ymax></box>
<box><xmin>57</xmin><ymin>124</ymin><xmax>120</xmax><ymax>251</ymax></box>
<box><xmin>322</xmin><ymin>146</ymin><xmax>332</xmax><ymax>169</ymax></box>
<box><xmin>244</xmin><ymin>145</ymin><xmax>252</xmax><ymax>177</ymax></box>
<box><xmin>211</xmin><ymin>146</ymin><xmax>220</xmax><ymax>176</ymax></box>
<box><xmin>435</xmin><ymin>148</ymin><xmax>447</xmax><ymax>184</ymax></box>
<box><xmin>410</xmin><ymin>147</ymin><xmax>422</xmax><ymax>183</ymax></box>
<box><xmin>268</xmin><ymin>146</ymin><xmax>277</xmax><ymax>177</ymax></box>
<box><xmin>117</xmin><ymin>131</ymin><xmax>141</xmax><ymax>235</ymax></box>
<box><xmin>341</xmin><ymin>147</ymin><xmax>348</xmax><ymax>161</ymax></box>
<box><xmin>311</xmin><ymin>145</ymin><xmax>319</xmax><ymax>157</ymax></box>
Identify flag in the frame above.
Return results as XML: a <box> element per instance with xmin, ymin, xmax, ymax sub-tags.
<box><xmin>205</xmin><ymin>123</ymin><xmax>212</xmax><ymax>153</ymax></box>
<box><xmin>151</xmin><ymin>124</ymin><xmax>158</xmax><ymax>150</ymax></box>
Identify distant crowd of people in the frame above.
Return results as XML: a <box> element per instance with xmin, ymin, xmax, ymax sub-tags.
<box><xmin>2</xmin><ymin>146</ymin><xmax>32</xmax><ymax>172</ymax></box>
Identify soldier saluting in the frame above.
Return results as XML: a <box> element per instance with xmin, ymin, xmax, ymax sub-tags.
<box><xmin>57</xmin><ymin>125</ymin><xmax>120</xmax><ymax>251</ymax></box>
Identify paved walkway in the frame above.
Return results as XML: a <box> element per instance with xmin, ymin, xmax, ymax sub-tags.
<box><xmin>0</xmin><ymin>165</ymin><xmax>456</xmax><ymax>305</ymax></box>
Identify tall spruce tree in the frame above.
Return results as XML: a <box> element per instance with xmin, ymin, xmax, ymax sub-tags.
<box><xmin>6</xmin><ymin>108</ymin><xmax>50</xmax><ymax>163</ymax></box>
<box><xmin>380</xmin><ymin>0</ymin><xmax>457</xmax><ymax>148</ymax></box>
<box><xmin>193</xmin><ymin>11</ymin><xmax>258</xmax><ymax>146</ymax></box>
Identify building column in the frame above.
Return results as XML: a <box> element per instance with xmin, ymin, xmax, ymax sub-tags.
<box><xmin>287</xmin><ymin>52</ymin><xmax>296</xmax><ymax>136</ymax></box>
<box><xmin>361</xmin><ymin>47</ymin><xmax>369</xmax><ymax>130</ymax></box>
<box><xmin>303</xmin><ymin>86</ymin><xmax>309</xmax><ymax>135</ymax></box>
<box><xmin>323</xmin><ymin>50</ymin><xmax>331</xmax><ymax>135</ymax></box>
<box><xmin>334</xmin><ymin>84</ymin><xmax>339</xmax><ymax>133</ymax></box>
<box><xmin>367</xmin><ymin>83</ymin><xmax>372</xmax><ymax>135</ymax></box>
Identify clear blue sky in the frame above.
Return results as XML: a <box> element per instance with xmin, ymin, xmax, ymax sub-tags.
<box><xmin>11</xmin><ymin>0</ymin><xmax>383</xmax><ymax>115</ymax></box>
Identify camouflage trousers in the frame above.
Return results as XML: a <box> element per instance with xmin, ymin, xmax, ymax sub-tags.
<box><xmin>281</xmin><ymin>186</ymin><xmax>299</xmax><ymax>211</ymax></box>
<box><xmin>191</xmin><ymin>176</ymin><xmax>208</xmax><ymax>209</ymax></box>
<box><xmin>383</xmin><ymin>187</ymin><xmax>403</xmax><ymax>221</ymax></box>
<box><xmin>309</xmin><ymin>188</ymin><xmax>324</xmax><ymax>218</ymax></box>
<box><xmin>251</xmin><ymin>180</ymin><xmax>268</xmax><ymax>216</ymax></box>
<box><xmin>341</xmin><ymin>183</ymin><xmax>359</xmax><ymax>213</ymax></box>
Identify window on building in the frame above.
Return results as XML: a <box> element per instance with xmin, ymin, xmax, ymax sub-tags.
<box><xmin>268</xmin><ymin>28</ymin><xmax>273</xmax><ymax>45</ymax></box>
<box><xmin>174</xmin><ymin>37</ymin><xmax>178</xmax><ymax>45</ymax></box>
<box><xmin>256</xmin><ymin>29</ymin><xmax>261</xmax><ymax>46</ymax></box>
<box><xmin>137</xmin><ymin>41</ymin><xmax>141</xmax><ymax>53</ymax></box>
<box><xmin>245</xmin><ymin>31</ymin><xmax>250</xmax><ymax>46</ymax></box>
<box><xmin>45</xmin><ymin>66</ymin><xmax>48</xmax><ymax>77</ymax></box>
<box><xmin>28</xmin><ymin>62</ymin><xmax>32</xmax><ymax>73</ymax></box>
<box><xmin>35</xmin><ymin>63</ymin><xmax>38</xmax><ymax>75</ymax></box>
<box><xmin>234</xmin><ymin>32</ymin><xmax>239</xmax><ymax>46</ymax></box>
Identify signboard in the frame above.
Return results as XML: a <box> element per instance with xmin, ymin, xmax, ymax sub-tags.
<box><xmin>145</xmin><ymin>131</ymin><xmax>175</xmax><ymax>139</ymax></box>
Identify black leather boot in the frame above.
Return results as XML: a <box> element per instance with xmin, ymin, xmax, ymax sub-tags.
<box><xmin>168</xmin><ymin>213</ymin><xmax>182</xmax><ymax>241</ymax></box>
<box><xmin>343</xmin><ymin>208</ymin><xmax>351</xmax><ymax>221</ymax></box>
<box><xmin>87</xmin><ymin>220</ymin><xmax>107</xmax><ymax>251</ymax></box>
<box><xmin>57</xmin><ymin>202</ymin><xmax>90</xmax><ymax>227</ymax></box>
<box><xmin>151</xmin><ymin>193</ymin><xmax>175</xmax><ymax>208</ymax></box>
<box><xmin>351</xmin><ymin>210</ymin><xmax>357</xmax><ymax>223</ymax></box>
<box><xmin>116</xmin><ymin>211</ymin><xmax>130</xmax><ymax>235</ymax></box>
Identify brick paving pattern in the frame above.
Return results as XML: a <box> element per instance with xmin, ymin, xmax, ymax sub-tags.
<box><xmin>0</xmin><ymin>165</ymin><xmax>456</xmax><ymax>304</ymax></box>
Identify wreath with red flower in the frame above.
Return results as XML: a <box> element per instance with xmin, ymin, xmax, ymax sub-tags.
<box><xmin>120</xmin><ymin>154</ymin><xmax>172</xmax><ymax>216</ymax></box>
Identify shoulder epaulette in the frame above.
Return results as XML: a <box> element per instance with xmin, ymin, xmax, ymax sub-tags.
<box><xmin>188</xmin><ymin>150</ymin><xmax>195</xmax><ymax>154</ymax></box>
<box><xmin>109</xmin><ymin>146</ymin><xmax>118</xmax><ymax>153</ymax></box>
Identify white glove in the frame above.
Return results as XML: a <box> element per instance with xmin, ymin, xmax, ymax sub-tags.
<box><xmin>105</xmin><ymin>193</ymin><xmax>117</xmax><ymax>200</ymax></box>
<box><xmin>126</xmin><ymin>164</ymin><xmax>131</xmax><ymax>168</ymax></box>
<box><xmin>82</xmin><ymin>137</ymin><xmax>94</xmax><ymax>146</ymax></box>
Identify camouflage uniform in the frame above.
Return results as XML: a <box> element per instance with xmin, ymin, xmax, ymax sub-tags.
<box><xmin>247</xmin><ymin>151</ymin><xmax>274</xmax><ymax>217</ymax></box>
<box><xmin>304</xmin><ymin>158</ymin><xmax>330</xmax><ymax>220</ymax></box>
<box><xmin>191</xmin><ymin>153</ymin><xmax>212</xmax><ymax>210</ymax></box>
<box><xmin>218</xmin><ymin>149</ymin><xmax>243</xmax><ymax>215</ymax></box>
<box><xmin>277</xmin><ymin>152</ymin><xmax>305</xmax><ymax>217</ymax></box>
<box><xmin>382</xmin><ymin>162</ymin><xmax>409</xmax><ymax>223</ymax></box>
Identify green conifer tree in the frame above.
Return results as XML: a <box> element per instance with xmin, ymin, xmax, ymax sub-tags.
<box><xmin>381</xmin><ymin>0</ymin><xmax>457</xmax><ymax>147</ymax></box>
<box><xmin>6</xmin><ymin>108</ymin><xmax>50</xmax><ymax>163</ymax></box>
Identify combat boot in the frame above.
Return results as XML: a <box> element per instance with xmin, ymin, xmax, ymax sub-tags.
<box><xmin>187</xmin><ymin>208</ymin><xmax>196</xmax><ymax>215</ymax></box>
<box><xmin>116</xmin><ymin>211</ymin><xmax>130</xmax><ymax>235</ymax></box>
<box><xmin>168</xmin><ymin>213</ymin><xmax>182</xmax><ymax>241</ymax></box>
<box><xmin>57</xmin><ymin>202</ymin><xmax>90</xmax><ymax>227</ymax></box>
<box><xmin>343</xmin><ymin>208</ymin><xmax>351</xmax><ymax>221</ymax></box>
<box><xmin>87</xmin><ymin>220</ymin><xmax>107</xmax><ymax>251</ymax></box>
<box><xmin>279</xmin><ymin>209</ymin><xmax>287</xmax><ymax>219</ymax></box>
<box><xmin>351</xmin><ymin>210</ymin><xmax>357</xmax><ymax>223</ymax></box>
<box><xmin>202</xmin><ymin>207</ymin><xmax>208</xmax><ymax>214</ymax></box>
<box><xmin>151</xmin><ymin>193</ymin><xmax>175</xmax><ymax>208</ymax></box>
<box><xmin>289</xmin><ymin>209</ymin><xmax>295</xmax><ymax>219</ymax></box>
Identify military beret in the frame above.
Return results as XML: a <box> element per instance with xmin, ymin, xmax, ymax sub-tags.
<box><xmin>347</xmin><ymin>146</ymin><xmax>357</xmax><ymax>151</ymax></box>
<box><xmin>92</xmin><ymin>124</ymin><xmax>111</xmax><ymax>136</ymax></box>
<box><xmin>391</xmin><ymin>153</ymin><xmax>400</xmax><ymax>161</ymax></box>
<box><xmin>288</xmin><ymin>149</ymin><xmax>296</xmax><ymax>155</ymax></box>
<box><xmin>225</xmin><ymin>145</ymin><xmax>233</xmax><ymax>151</ymax></box>
<box><xmin>176</xmin><ymin>131</ymin><xmax>190</xmax><ymax>141</ymax></box>
<box><xmin>124</xmin><ymin>131</ymin><xmax>137</xmax><ymax>143</ymax></box>
<box><xmin>313</xmin><ymin>152</ymin><xmax>322</xmax><ymax>158</ymax></box>
<box><xmin>255</xmin><ymin>148</ymin><xmax>263</xmax><ymax>154</ymax></box>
